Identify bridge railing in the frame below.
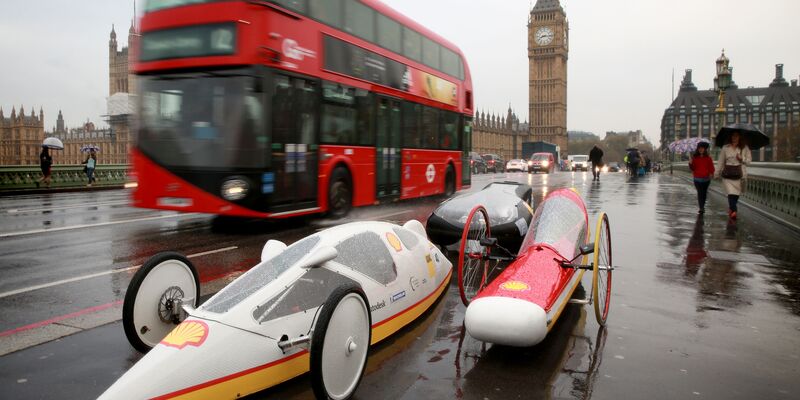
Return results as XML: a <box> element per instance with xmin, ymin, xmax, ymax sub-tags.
<box><xmin>671</xmin><ymin>161</ymin><xmax>800</xmax><ymax>227</ymax></box>
<box><xmin>0</xmin><ymin>165</ymin><xmax>130</xmax><ymax>191</ymax></box>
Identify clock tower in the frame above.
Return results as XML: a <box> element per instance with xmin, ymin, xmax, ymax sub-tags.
<box><xmin>528</xmin><ymin>0</ymin><xmax>569</xmax><ymax>155</ymax></box>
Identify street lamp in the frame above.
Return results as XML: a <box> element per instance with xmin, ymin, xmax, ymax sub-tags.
<box><xmin>714</xmin><ymin>50</ymin><xmax>731</xmax><ymax>144</ymax></box>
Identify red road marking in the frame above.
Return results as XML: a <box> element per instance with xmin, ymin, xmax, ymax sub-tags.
<box><xmin>0</xmin><ymin>300</ymin><xmax>122</xmax><ymax>338</ymax></box>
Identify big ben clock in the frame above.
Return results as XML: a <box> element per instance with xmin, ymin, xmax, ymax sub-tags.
<box><xmin>535</xmin><ymin>27</ymin><xmax>554</xmax><ymax>46</ymax></box>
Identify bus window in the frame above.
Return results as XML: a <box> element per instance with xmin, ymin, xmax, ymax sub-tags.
<box><xmin>441</xmin><ymin>47</ymin><xmax>460</xmax><ymax>79</ymax></box>
<box><xmin>321</xmin><ymin>83</ymin><xmax>356</xmax><ymax>144</ymax></box>
<box><xmin>273</xmin><ymin>0</ymin><xmax>306</xmax><ymax>13</ymax></box>
<box><xmin>403</xmin><ymin>102</ymin><xmax>422</xmax><ymax>148</ymax></box>
<box><xmin>355</xmin><ymin>89</ymin><xmax>374</xmax><ymax>146</ymax></box>
<box><xmin>377</xmin><ymin>13</ymin><xmax>402</xmax><ymax>53</ymax></box>
<box><xmin>422</xmin><ymin>37</ymin><xmax>440</xmax><ymax>71</ymax></box>
<box><xmin>343</xmin><ymin>0</ymin><xmax>375</xmax><ymax>42</ymax></box>
<box><xmin>421</xmin><ymin>106</ymin><xmax>439</xmax><ymax>149</ymax></box>
<box><xmin>440</xmin><ymin>111</ymin><xmax>459</xmax><ymax>150</ymax></box>
<box><xmin>403</xmin><ymin>27</ymin><xmax>422</xmax><ymax>62</ymax></box>
<box><xmin>309</xmin><ymin>0</ymin><xmax>342</xmax><ymax>28</ymax></box>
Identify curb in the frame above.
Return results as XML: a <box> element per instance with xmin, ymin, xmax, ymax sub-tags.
<box><xmin>0</xmin><ymin>185</ymin><xmax>126</xmax><ymax>197</ymax></box>
<box><xmin>675</xmin><ymin>174</ymin><xmax>800</xmax><ymax>232</ymax></box>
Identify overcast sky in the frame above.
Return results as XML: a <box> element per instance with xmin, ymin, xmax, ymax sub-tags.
<box><xmin>2</xmin><ymin>0</ymin><xmax>799</xmax><ymax>145</ymax></box>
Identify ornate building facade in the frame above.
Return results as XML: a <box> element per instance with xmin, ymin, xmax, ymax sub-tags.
<box><xmin>472</xmin><ymin>107</ymin><xmax>529</xmax><ymax>161</ymax></box>
<box><xmin>661</xmin><ymin>58</ymin><xmax>800</xmax><ymax>162</ymax></box>
<box><xmin>528</xmin><ymin>0</ymin><xmax>569</xmax><ymax>156</ymax></box>
<box><xmin>0</xmin><ymin>106</ymin><xmax>45</xmax><ymax>165</ymax></box>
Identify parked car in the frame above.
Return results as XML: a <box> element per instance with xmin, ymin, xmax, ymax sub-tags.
<box><xmin>607</xmin><ymin>162</ymin><xmax>621</xmax><ymax>172</ymax></box>
<box><xmin>482</xmin><ymin>154</ymin><xmax>505</xmax><ymax>173</ymax></box>
<box><xmin>571</xmin><ymin>155</ymin><xmax>589</xmax><ymax>171</ymax></box>
<box><xmin>505</xmin><ymin>159</ymin><xmax>528</xmax><ymax>172</ymax></box>
<box><xmin>469</xmin><ymin>152</ymin><xmax>487</xmax><ymax>174</ymax></box>
<box><xmin>527</xmin><ymin>152</ymin><xmax>555</xmax><ymax>174</ymax></box>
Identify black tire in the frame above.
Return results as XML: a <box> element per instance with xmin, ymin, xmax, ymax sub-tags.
<box><xmin>123</xmin><ymin>252</ymin><xmax>200</xmax><ymax>353</ymax></box>
<box><xmin>328</xmin><ymin>167</ymin><xmax>352</xmax><ymax>219</ymax></box>
<box><xmin>444</xmin><ymin>166</ymin><xmax>456</xmax><ymax>197</ymax></box>
<box><xmin>310</xmin><ymin>283</ymin><xmax>371</xmax><ymax>400</ymax></box>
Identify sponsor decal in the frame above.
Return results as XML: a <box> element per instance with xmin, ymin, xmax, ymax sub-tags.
<box><xmin>391</xmin><ymin>291</ymin><xmax>406</xmax><ymax>303</ymax></box>
<box><xmin>425</xmin><ymin>254</ymin><xmax>436</xmax><ymax>278</ymax></box>
<box><xmin>425</xmin><ymin>164</ymin><xmax>436</xmax><ymax>183</ymax></box>
<box><xmin>370</xmin><ymin>300</ymin><xmax>386</xmax><ymax>312</ymax></box>
<box><xmin>161</xmin><ymin>320</ymin><xmax>209</xmax><ymax>350</ymax></box>
<box><xmin>500</xmin><ymin>281</ymin><xmax>530</xmax><ymax>292</ymax></box>
<box><xmin>386</xmin><ymin>232</ymin><xmax>403</xmax><ymax>252</ymax></box>
<box><xmin>422</xmin><ymin>278</ymin><xmax>428</xmax><ymax>285</ymax></box>
<box><xmin>409</xmin><ymin>276</ymin><xmax>420</xmax><ymax>291</ymax></box>
<box><xmin>282</xmin><ymin>38</ymin><xmax>316</xmax><ymax>61</ymax></box>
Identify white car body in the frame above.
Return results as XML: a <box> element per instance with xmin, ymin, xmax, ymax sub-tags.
<box><xmin>100</xmin><ymin>220</ymin><xmax>452</xmax><ymax>400</ymax></box>
<box><xmin>571</xmin><ymin>155</ymin><xmax>589</xmax><ymax>171</ymax></box>
<box><xmin>505</xmin><ymin>159</ymin><xmax>528</xmax><ymax>172</ymax></box>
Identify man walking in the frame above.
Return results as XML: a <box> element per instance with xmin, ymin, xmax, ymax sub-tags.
<box><xmin>589</xmin><ymin>145</ymin><xmax>604</xmax><ymax>181</ymax></box>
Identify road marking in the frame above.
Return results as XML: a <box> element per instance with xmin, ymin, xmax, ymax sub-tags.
<box><xmin>0</xmin><ymin>301</ymin><xmax>123</xmax><ymax>338</ymax></box>
<box><xmin>0</xmin><ymin>246</ymin><xmax>238</xmax><ymax>299</ymax></box>
<box><xmin>0</xmin><ymin>212</ymin><xmax>201</xmax><ymax>239</ymax></box>
<box><xmin>6</xmin><ymin>200</ymin><xmax>129</xmax><ymax>214</ymax></box>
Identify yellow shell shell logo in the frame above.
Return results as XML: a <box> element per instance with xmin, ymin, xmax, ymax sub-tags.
<box><xmin>386</xmin><ymin>232</ymin><xmax>403</xmax><ymax>252</ymax></box>
<box><xmin>501</xmin><ymin>281</ymin><xmax>529</xmax><ymax>291</ymax></box>
<box><xmin>161</xmin><ymin>320</ymin><xmax>209</xmax><ymax>350</ymax></box>
<box><xmin>425</xmin><ymin>254</ymin><xmax>436</xmax><ymax>278</ymax></box>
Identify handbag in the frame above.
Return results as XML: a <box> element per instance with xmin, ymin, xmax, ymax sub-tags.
<box><xmin>721</xmin><ymin>165</ymin><xmax>742</xmax><ymax>180</ymax></box>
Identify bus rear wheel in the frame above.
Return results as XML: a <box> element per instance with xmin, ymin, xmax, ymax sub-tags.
<box><xmin>328</xmin><ymin>167</ymin><xmax>352</xmax><ymax>219</ymax></box>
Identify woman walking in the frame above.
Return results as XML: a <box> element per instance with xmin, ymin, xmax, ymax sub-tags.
<box><xmin>83</xmin><ymin>149</ymin><xmax>97</xmax><ymax>187</ymax></box>
<box><xmin>715</xmin><ymin>131</ymin><xmax>750</xmax><ymax>220</ymax></box>
<box><xmin>689</xmin><ymin>142</ymin><xmax>714</xmax><ymax>214</ymax></box>
<box><xmin>37</xmin><ymin>146</ymin><xmax>53</xmax><ymax>188</ymax></box>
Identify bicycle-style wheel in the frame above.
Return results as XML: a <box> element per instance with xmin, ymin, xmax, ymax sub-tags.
<box><xmin>457</xmin><ymin>205</ymin><xmax>491</xmax><ymax>306</ymax></box>
<box><xmin>592</xmin><ymin>213</ymin><xmax>612</xmax><ymax>325</ymax></box>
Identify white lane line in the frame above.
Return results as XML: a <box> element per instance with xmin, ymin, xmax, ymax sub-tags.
<box><xmin>7</xmin><ymin>200</ymin><xmax>130</xmax><ymax>214</ymax></box>
<box><xmin>0</xmin><ymin>246</ymin><xmax>238</xmax><ymax>299</ymax></box>
<box><xmin>0</xmin><ymin>213</ymin><xmax>201</xmax><ymax>239</ymax></box>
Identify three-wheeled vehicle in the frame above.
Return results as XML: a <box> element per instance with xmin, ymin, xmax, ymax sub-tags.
<box><xmin>101</xmin><ymin>220</ymin><xmax>452</xmax><ymax>400</ymax></box>
<box><xmin>455</xmin><ymin>188</ymin><xmax>613</xmax><ymax>346</ymax></box>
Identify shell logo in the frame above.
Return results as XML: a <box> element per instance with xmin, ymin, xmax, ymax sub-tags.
<box><xmin>161</xmin><ymin>320</ymin><xmax>209</xmax><ymax>350</ymax></box>
<box><xmin>425</xmin><ymin>254</ymin><xmax>435</xmax><ymax>278</ymax></box>
<box><xmin>500</xmin><ymin>281</ymin><xmax>530</xmax><ymax>292</ymax></box>
<box><xmin>386</xmin><ymin>232</ymin><xmax>403</xmax><ymax>252</ymax></box>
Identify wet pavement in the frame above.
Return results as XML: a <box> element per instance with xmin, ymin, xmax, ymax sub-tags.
<box><xmin>1</xmin><ymin>171</ymin><xmax>799</xmax><ymax>399</ymax></box>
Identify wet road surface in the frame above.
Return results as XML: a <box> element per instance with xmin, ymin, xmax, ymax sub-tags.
<box><xmin>1</xmin><ymin>171</ymin><xmax>799</xmax><ymax>399</ymax></box>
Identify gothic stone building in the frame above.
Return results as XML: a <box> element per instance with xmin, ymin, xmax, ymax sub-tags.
<box><xmin>472</xmin><ymin>107</ymin><xmax>529</xmax><ymax>161</ymax></box>
<box><xmin>528</xmin><ymin>0</ymin><xmax>569</xmax><ymax>156</ymax></box>
<box><xmin>0</xmin><ymin>106</ymin><xmax>45</xmax><ymax>165</ymax></box>
<box><xmin>661</xmin><ymin>60</ymin><xmax>800</xmax><ymax>162</ymax></box>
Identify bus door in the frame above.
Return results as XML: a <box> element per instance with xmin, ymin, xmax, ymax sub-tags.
<box><xmin>375</xmin><ymin>96</ymin><xmax>401</xmax><ymax>200</ymax></box>
<box><xmin>269</xmin><ymin>74</ymin><xmax>319</xmax><ymax>212</ymax></box>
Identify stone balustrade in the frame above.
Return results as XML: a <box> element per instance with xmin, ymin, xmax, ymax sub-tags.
<box><xmin>671</xmin><ymin>161</ymin><xmax>800</xmax><ymax>228</ymax></box>
<box><xmin>0</xmin><ymin>164</ymin><xmax>129</xmax><ymax>190</ymax></box>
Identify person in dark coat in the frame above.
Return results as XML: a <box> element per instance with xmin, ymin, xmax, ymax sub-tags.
<box><xmin>37</xmin><ymin>146</ymin><xmax>53</xmax><ymax>188</ymax></box>
<box><xmin>589</xmin><ymin>145</ymin><xmax>604</xmax><ymax>181</ymax></box>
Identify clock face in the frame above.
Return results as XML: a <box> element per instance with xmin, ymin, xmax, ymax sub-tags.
<box><xmin>535</xmin><ymin>27</ymin><xmax>554</xmax><ymax>46</ymax></box>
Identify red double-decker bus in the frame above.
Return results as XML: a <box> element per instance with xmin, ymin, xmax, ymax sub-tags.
<box><xmin>131</xmin><ymin>0</ymin><xmax>474</xmax><ymax>218</ymax></box>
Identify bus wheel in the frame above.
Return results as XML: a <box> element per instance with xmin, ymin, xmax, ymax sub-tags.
<box><xmin>328</xmin><ymin>167</ymin><xmax>352</xmax><ymax>219</ymax></box>
<box><xmin>444</xmin><ymin>166</ymin><xmax>455</xmax><ymax>197</ymax></box>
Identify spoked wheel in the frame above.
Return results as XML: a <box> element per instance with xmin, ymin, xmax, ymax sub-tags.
<box><xmin>457</xmin><ymin>205</ymin><xmax>491</xmax><ymax>306</ymax></box>
<box><xmin>592</xmin><ymin>213</ymin><xmax>612</xmax><ymax>325</ymax></box>
<box><xmin>310</xmin><ymin>283</ymin><xmax>371</xmax><ymax>400</ymax></box>
<box><xmin>122</xmin><ymin>252</ymin><xmax>200</xmax><ymax>353</ymax></box>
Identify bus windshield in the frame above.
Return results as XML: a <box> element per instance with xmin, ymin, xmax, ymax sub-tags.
<box><xmin>137</xmin><ymin>69</ymin><xmax>267</xmax><ymax>169</ymax></box>
<box><xmin>144</xmin><ymin>0</ymin><xmax>228</xmax><ymax>12</ymax></box>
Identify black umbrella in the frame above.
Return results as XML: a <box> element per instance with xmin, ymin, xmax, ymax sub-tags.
<box><xmin>715</xmin><ymin>123</ymin><xmax>770</xmax><ymax>149</ymax></box>
<box><xmin>625</xmin><ymin>148</ymin><xmax>638</xmax><ymax>152</ymax></box>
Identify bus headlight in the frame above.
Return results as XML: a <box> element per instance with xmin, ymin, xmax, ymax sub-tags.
<box><xmin>221</xmin><ymin>177</ymin><xmax>250</xmax><ymax>201</ymax></box>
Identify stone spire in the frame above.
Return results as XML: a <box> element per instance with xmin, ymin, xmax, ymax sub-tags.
<box><xmin>532</xmin><ymin>0</ymin><xmax>563</xmax><ymax>12</ymax></box>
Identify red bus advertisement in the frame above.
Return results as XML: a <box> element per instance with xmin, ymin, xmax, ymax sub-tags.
<box><xmin>131</xmin><ymin>0</ymin><xmax>474</xmax><ymax>218</ymax></box>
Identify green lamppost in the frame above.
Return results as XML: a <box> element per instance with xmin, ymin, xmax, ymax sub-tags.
<box><xmin>714</xmin><ymin>50</ymin><xmax>732</xmax><ymax>146</ymax></box>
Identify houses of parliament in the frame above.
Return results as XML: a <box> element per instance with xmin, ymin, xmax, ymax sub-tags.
<box><xmin>0</xmin><ymin>23</ymin><xmax>136</xmax><ymax>166</ymax></box>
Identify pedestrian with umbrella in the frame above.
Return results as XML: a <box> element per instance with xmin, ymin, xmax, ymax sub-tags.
<box><xmin>81</xmin><ymin>145</ymin><xmax>100</xmax><ymax>187</ymax></box>
<box><xmin>37</xmin><ymin>137</ymin><xmax>63</xmax><ymax>188</ymax></box>
<box><xmin>688</xmin><ymin>141</ymin><xmax>714</xmax><ymax>214</ymax></box>
<box><xmin>589</xmin><ymin>144</ymin><xmax>604</xmax><ymax>181</ymax></box>
<box><xmin>714</xmin><ymin>124</ymin><xmax>768</xmax><ymax>220</ymax></box>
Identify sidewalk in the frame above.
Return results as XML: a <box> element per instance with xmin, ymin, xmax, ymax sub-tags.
<box><xmin>0</xmin><ymin>184</ymin><xmax>125</xmax><ymax>197</ymax></box>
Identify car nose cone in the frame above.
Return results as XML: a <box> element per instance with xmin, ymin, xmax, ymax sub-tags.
<box><xmin>465</xmin><ymin>296</ymin><xmax>547</xmax><ymax>347</ymax></box>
